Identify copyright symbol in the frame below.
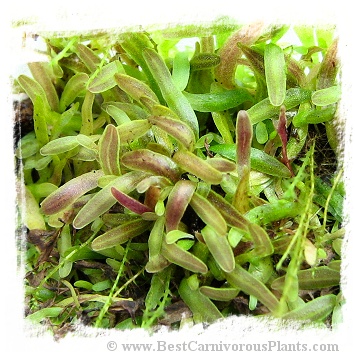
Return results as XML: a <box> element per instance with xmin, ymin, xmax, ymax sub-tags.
<box><xmin>107</xmin><ymin>341</ymin><xmax>117</xmax><ymax>351</ymax></box>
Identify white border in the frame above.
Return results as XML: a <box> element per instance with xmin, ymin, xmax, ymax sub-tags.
<box><xmin>3</xmin><ymin>1</ymin><xmax>354</xmax><ymax>355</ymax></box>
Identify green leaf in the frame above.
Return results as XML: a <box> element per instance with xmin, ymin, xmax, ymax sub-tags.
<box><xmin>161</xmin><ymin>240</ymin><xmax>208</xmax><ymax>274</ymax></box>
<box><xmin>148</xmin><ymin>115</ymin><xmax>195</xmax><ymax>151</ymax></box>
<box><xmin>98</xmin><ymin>124</ymin><xmax>120</xmax><ymax>176</ymax></box>
<box><xmin>225</xmin><ymin>264</ymin><xmax>279</xmax><ymax>313</ymax></box>
<box><xmin>143</xmin><ymin>48</ymin><xmax>199</xmax><ymax>139</ymax></box>
<box><xmin>178</xmin><ymin>277</ymin><xmax>223</xmax><ymax>323</ymax></box>
<box><xmin>122</xmin><ymin>149</ymin><xmax>180</xmax><ymax>183</ymax></box>
<box><xmin>199</xmin><ymin>286</ymin><xmax>239</xmax><ymax>301</ymax></box>
<box><xmin>26</xmin><ymin>307</ymin><xmax>63</xmax><ymax>324</ymax></box>
<box><xmin>59</xmin><ymin>73</ymin><xmax>89</xmax><ymax>112</ymax></box>
<box><xmin>115</xmin><ymin>73</ymin><xmax>159</xmax><ymax>108</ymax></box>
<box><xmin>165</xmin><ymin>180</ymin><xmax>196</xmax><ymax>232</ymax></box>
<box><xmin>173</xmin><ymin>149</ymin><xmax>223</xmax><ymax>185</ymax></box>
<box><xmin>190</xmin><ymin>192</ymin><xmax>228</xmax><ymax>236</ymax></box>
<box><xmin>92</xmin><ymin>280</ymin><xmax>112</xmax><ymax>292</ymax></box>
<box><xmin>210</xmin><ymin>144</ymin><xmax>291</xmax><ymax>178</ymax></box>
<box><xmin>282</xmin><ymin>294</ymin><xmax>337</xmax><ymax>321</ymax></box>
<box><xmin>40</xmin><ymin>136</ymin><xmax>79</xmax><ymax>155</ymax></box>
<box><xmin>91</xmin><ymin>219</ymin><xmax>151</xmax><ymax>251</ymax></box>
<box><xmin>247</xmin><ymin>88</ymin><xmax>312</xmax><ymax>124</ymax></box>
<box><xmin>264</xmin><ymin>43</ymin><xmax>287</xmax><ymax>106</ymax></box>
<box><xmin>255</xmin><ymin>121</ymin><xmax>268</xmax><ymax>144</ymax></box>
<box><xmin>172</xmin><ymin>51</ymin><xmax>190</xmax><ymax>91</ymax></box>
<box><xmin>183</xmin><ymin>89</ymin><xmax>252</xmax><ymax>112</ymax></box>
<box><xmin>102</xmin><ymin>103</ymin><xmax>131</xmax><ymax>125</ymax></box>
<box><xmin>166</xmin><ymin>230</ymin><xmax>194</xmax><ymax>244</ymax></box>
<box><xmin>88</xmin><ymin>60</ymin><xmax>125</xmax><ymax>93</ymax></box>
<box><xmin>73</xmin><ymin>171</ymin><xmax>148</xmax><ymax>229</ymax></box>
<box><xmin>271</xmin><ymin>266</ymin><xmax>340</xmax><ymax>291</ymax></box>
<box><xmin>201</xmin><ymin>225</ymin><xmax>235</xmax><ymax>273</ymax></box>
<box><xmin>117</xmin><ymin>120</ymin><xmax>152</xmax><ymax>144</ymax></box>
<box><xmin>311</xmin><ymin>86</ymin><xmax>341</xmax><ymax>106</ymax></box>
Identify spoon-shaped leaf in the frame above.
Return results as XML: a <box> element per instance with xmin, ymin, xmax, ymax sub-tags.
<box><xmin>121</xmin><ymin>149</ymin><xmax>180</xmax><ymax>183</ymax></box>
<box><xmin>41</xmin><ymin>170</ymin><xmax>104</xmax><ymax>215</ymax></box>
<box><xmin>73</xmin><ymin>171</ymin><xmax>148</xmax><ymax>229</ymax></box>
<box><xmin>190</xmin><ymin>192</ymin><xmax>228</xmax><ymax>236</ymax></box>
<box><xmin>201</xmin><ymin>225</ymin><xmax>235</xmax><ymax>273</ymax></box>
<box><xmin>143</xmin><ymin>48</ymin><xmax>199</xmax><ymax>139</ymax></box>
<box><xmin>98</xmin><ymin>124</ymin><xmax>120</xmax><ymax>176</ymax></box>
<box><xmin>264</xmin><ymin>43</ymin><xmax>286</xmax><ymax>106</ymax></box>
<box><xmin>161</xmin><ymin>240</ymin><xmax>208</xmax><ymax>274</ymax></box>
<box><xmin>173</xmin><ymin>149</ymin><xmax>223</xmax><ymax>185</ymax></box>
<box><xmin>111</xmin><ymin>187</ymin><xmax>152</xmax><ymax>215</ymax></box>
<box><xmin>165</xmin><ymin>180</ymin><xmax>196</xmax><ymax>232</ymax></box>
<box><xmin>91</xmin><ymin>219</ymin><xmax>151</xmax><ymax>251</ymax></box>
<box><xmin>178</xmin><ymin>277</ymin><xmax>223</xmax><ymax>323</ymax></box>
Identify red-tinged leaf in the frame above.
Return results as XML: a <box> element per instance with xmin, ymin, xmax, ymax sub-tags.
<box><xmin>111</xmin><ymin>187</ymin><xmax>152</xmax><ymax>215</ymax></box>
<box><xmin>236</xmin><ymin>110</ymin><xmax>252</xmax><ymax>171</ymax></box>
<box><xmin>165</xmin><ymin>180</ymin><xmax>196</xmax><ymax>232</ymax></box>
<box><xmin>277</xmin><ymin>105</ymin><xmax>294</xmax><ymax>176</ymax></box>
<box><xmin>98</xmin><ymin>124</ymin><xmax>120</xmax><ymax>176</ymax></box>
<box><xmin>207</xmin><ymin>190</ymin><xmax>249</xmax><ymax>231</ymax></box>
<box><xmin>121</xmin><ymin>149</ymin><xmax>180</xmax><ymax>183</ymax></box>
<box><xmin>73</xmin><ymin>171</ymin><xmax>148</xmax><ymax>229</ymax></box>
<box><xmin>215</xmin><ymin>22</ymin><xmax>265</xmax><ymax>89</ymax></box>
<box><xmin>41</xmin><ymin>170</ymin><xmax>104</xmax><ymax>215</ymax></box>
<box><xmin>115</xmin><ymin>73</ymin><xmax>159</xmax><ymax>104</ymax></box>
<box><xmin>172</xmin><ymin>149</ymin><xmax>223</xmax><ymax>185</ymax></box>
<box><xmin>148</xmin><ymin>115</ymin><xmax>195</xmax><ymax>151</ymax></box>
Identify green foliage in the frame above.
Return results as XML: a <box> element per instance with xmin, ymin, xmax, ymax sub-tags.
<box><xmin>15</xmin><ymin>21</ymin><xmax>343</xmax><ymax>335</ymax></box>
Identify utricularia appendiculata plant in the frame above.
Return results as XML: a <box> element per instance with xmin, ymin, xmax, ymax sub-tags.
<box><xmin>14</xmin><ymin>21</ymin><xmax>345</xmax><ymax>333</ymax></box>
